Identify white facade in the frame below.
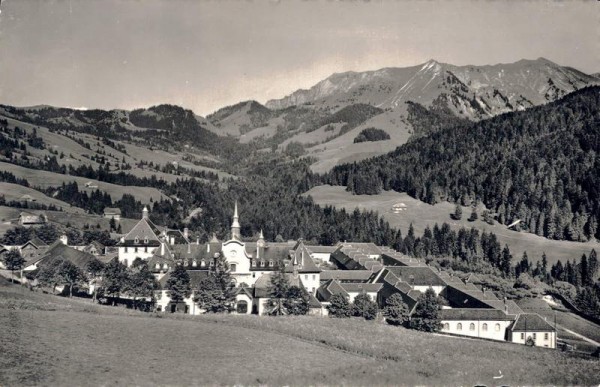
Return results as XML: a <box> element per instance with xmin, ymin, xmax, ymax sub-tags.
<box><xmin>440</xmin><ymin>319</ymin><xmax>513</xmax><ymax>342</ymax></box>
<box><xmin>118</xmin><ymin>246</ymin><xmax>158</xmax><ymax>267</ymax></box>
<box><xmin>509</xmin><ymin>330</ymin><xmax>556</xmax><ymax>349</ymax></box>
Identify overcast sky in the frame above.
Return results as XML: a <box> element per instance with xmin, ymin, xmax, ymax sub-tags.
<box><xmin>0</xmin><ymin>0</ymin><xmax>597</xmax><ymax>115</ymax></box>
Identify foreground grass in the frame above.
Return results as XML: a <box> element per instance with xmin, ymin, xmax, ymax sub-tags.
<box><xmin>1</xmin><ymin>283</ymin><xmax>599</xmax><ymax>386</ymax></box>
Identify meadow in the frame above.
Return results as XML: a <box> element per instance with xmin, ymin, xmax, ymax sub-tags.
<box><xmin>305</xmin><ymin>185</ymin><xmax>599</xmax><ymax>266</ymax></box>
<box><xmin>1</xmin><ymin>279</ymin><xmax>598</xmax><ymax>386</ymax></box>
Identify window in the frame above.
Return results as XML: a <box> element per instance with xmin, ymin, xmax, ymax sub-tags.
<box><xmin>521</xmin><ymin>333</ymin><xmax>525</xmax><ymax>340</ymax></box>
<box><xmin>312</xmin><ymin>275</ymin><xmax>316</xmax><ymax>280</ymax></box>
<box><xmin>144</xmin><ymin>247</ymin><xmax>148</xmax><ymax>253</ymax></box>
<box><xmin>269</xmin><ymin>261</ymin><xmax>274</xmax><ymax>267</ymax></box>
<box><xmin>260</xmin><ymin>261</ymin><xmax>264</xmax><ymax>267</ymax></box>
<box><xmin>155</xmin><ymin>263</ymin><xmax>160</xmax><ymax>269</ymax></box>
<box><xmin>124</xmin><ymin>247</ymin><xmax>128</xmax><ymax>253</ymax></box>
<box><xmin>237</xmin><ymin>300</ymin><xmax>248</xmax><ymax>314</ymax></box>
<box><xmin>201</xmin><ymin>260</ymin><xmax>206</xmax><ymax>267</ymax></box>
<box><xmin>305</xmin><ymin>275</ymin><xmax>308</xmax><ymax>280</ymax></box>
<box><xmin>469</xmin><ymin>323</ymin><xmax>475</xmax><ymax>331</ymax></box>
<box><xmin>533</xmin><ymin>333</ymin><xmax>537</xmax><ymax>340</ymax></box>
<box><xmin>230</xmin><ymin>263</ymin><xmax>237</xmax><ymax>272</ymax></box>
<box><xmin>144</xmin><ymin>237</ymin><xmax>148</xmax><ymax>244</ymax></box>
<box><xmin>135</xmin><ymin>247</ymin><xmax>138</xmax><ymax>253</ymax></box>
<box><xmin>443</xmin><ymin>323</ymin><xmax>449</xmax><ymax>330</ymax></box>
<box><xmin>482</xmin><ymin>323</ymin><xmax>488</xmax><ymax>331</ymax></box>
<box><xmin>495</xmin><ymin>323</ymin><xmax>501</xmax><ymax>332</ymax></box>
<box><xmin>135</xmin><ymin>236</ymin><xmax>139</xmax><ymax>244</ymax></box>
<box><xmin>544</xmin><ymin>333</ymin><xmax>549</xmax><ymax>340</ymax></box>
<box><xmin>457</xmin><ymin>323</ymin><xmax>462</xmax><ymax>331</ymax></box>
<box><xmin>210</xmin><ymin>260</ymin><xmax>214</xmax><ymax>267</ymax></box>
<box><xmin>252</xmin><ymin>260</ymin><xmax>256</xmax><ymax>267</ymax></box>
<box><xmin>192</xmin><ymin>260</ymin><xmax>197</xmax><ymax>267</ymax></box>
<box><xmin>163</xmin><ymin>263</ymin><xmax>168</xmax><ymax>269</ymax></box>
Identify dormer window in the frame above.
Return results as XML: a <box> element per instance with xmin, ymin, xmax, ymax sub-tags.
<box><xmin>269</xmin><ymin>260</ymin><xmax>274</xmax><ymax>267</ymax></box>
<box><xmin>134</xmin><ymin>236</ymin><xmax>139</xmax><ymax>244</ymax></box>
<box><xmin>201</xmin><ymin>260</ymin><xmax>206</xmax><ymax>267</ymax></box>
<box><xmin>252</xmin><ymin>260</ymin><xmax>256</xmax><ymax>267</ymax></box>
<box><xmin>155</xmin><ymin>263</ymin><xmax>160</xmax><ymax>269</ymax></box>
<box><xmin>260</xmin><ymin>261</ymin><xmax>264</xmax><ymax>267</ymax></box>
<box><xmin>163</xmin><ymin>263</ymin><xmax>168</xmax><ymax>269</ymax></box>
<box><xmin>192</xmin><ymin>260</ymin><xmax>197</xmax><ymax>267</ymax></box>
<box><xmin>210</xmin><ymin>260</ymin><xmax>214</xmax><ymax>267</ymax></box>
<box><xmin>144</xmin><ymin>237</ymin><xmax>149</xmax><ymax>244</ymax></box>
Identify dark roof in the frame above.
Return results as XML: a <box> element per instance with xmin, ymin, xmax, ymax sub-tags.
<box><xmin>286</xmin><ymin>241</ymin><xmax>321</xmax><ymax>273</ymax></box>
<box><xmin>338</xmin><ymin>242</ymin><xmax>382</xmax><ymax>256</ymax></box>
<box><xmin>385</xmin><ymin>266</ymin><xmax>447</xmax><ymax>286</ymax></box>
<box><xmin>316</xmin><ymin>279</ymin><xmax>349</xmax><ymax>302</ymax></box>
<box><xmin>484</xmin><ymin>300</ymin><xmax>524</xmax><ymax>315</ymax></box>
<box><xmin>28</xmin><ymin>237</ymin><xmax>49</xmax><ymax>248</ymax></box>
<box><xmin>320</xmin><ymin>270</ymin><xmax>374</xmax><ymax>282</ymax></box>
<box><xmin>439</xmin><ymin>308</ymin><xmax>516</xmax><ymax>321</ymax></box>
<box><xmin>170</xmin><ymin>242</ymin><xmax>221</xmax><ymax>262</ymax></box>
<box><xmin>37</xmin><ymin>241</ymin><xmax>100</xmax><ymax>270</ymax></box>
<box><xmin>158</xmin><ymin>269</ymin><xmax>210</xmax><ymax>289</ymax></box>
<box><xmin>305</xmin><ymin>245</ymin><xmax>338</xmax><ymax>254</ymax></box>
<box><xmin>339</xmin><ymin>283</ymin><xmax>383</xmax><ymax>293</ymax></box>
<box><xmin>381</xmin><ymin>252</ymin><xmax>424</xmax><ymax>267</ymax></box>
<box><xmin>511</xmin><ymin>313</ymin><xmax>555</xmax><ymax>332</ymax></box>
<box><xmin>253</xmin><ymin>272</ymin><xmax>303</xmax><ymax>298</ymax></box>
<box><xmin>444</xmin><ymin>284</ymin><xmax>493</xmax><ymax>309</ymax></box>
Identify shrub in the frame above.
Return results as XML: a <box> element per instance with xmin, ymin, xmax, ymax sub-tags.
<box><xmin>353</xmin><ymin>128</ymin><xmax>390</xmax><ymax>143</ymax></box>
<box><xmin>351</xmin><ymin>293</ymin><xmax>378</xmax><ymax>320</ymax></box>
<box><xmin>327</xmin><ymin>294</ymin><xmax>352</xmax><ymax>318</ymax></box>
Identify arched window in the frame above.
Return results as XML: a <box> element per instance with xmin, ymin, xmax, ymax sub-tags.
<box><xmin>230</xmin><ymin>263</ymin><xmax>237</xmax><ymax>272</ymax></box>
<box><xmin>482</xmin><ymin>323</ymin><xmax>488</xmax><ymax>331</ymax></box>
<box><xmin>237</xmin><ymin>300</ymin><xmax>248</xmax><ymax>314</ymax></box>
<box><xmin>457</xmin><ymin>323</ymin><xmax>462</xmax><ymax>331</ymax></box>
<box><xmin>200</xmin><ymin>260</ymin><xmax>206</xmax><ymax>267</ymax></box>
<box><xmin>495</xmin><ymin>323</ymin><xmax>501</xmax><ymax>332</ymax></box>
<box><xmin>192</xmin><ymin>260</ymin><xmax>197</xmax><ymax>267</ymax></box>
<box><xmin>443</xmin><ymin>323</ymin><xmax>449</xmax><ymax>330</ymax></box>
<box><xmin>469</xmin><ymin>323</ymin><xmax>475</xmax><ymax>331</ymax></box>
<box><xmin>134</xmin><ymin>236</ymin><xmax>139</xmax><ymax>244</ymax></box>
<box><xmin>269</xmin><ymin>260</ymin><xmax>274</xmax><ymax>267</ymax></box>
<box><xmin>144</xmin><ymin>237</ymin><xmax>149</xmax><ymax>244</ymax></box>
<box><xmin>155</xmin><ymin>263</ymin><xmax>160</xmax><ymax>269</ymax></box>
<box><xmin>163</xmin><ymin>263</ymin><xmax>168</xmax><ymax>269</ymax></box>
<box><xmin>252</xmin><ymin>260</ymin><xmax>256</xmax><ymax>267</ymax></box>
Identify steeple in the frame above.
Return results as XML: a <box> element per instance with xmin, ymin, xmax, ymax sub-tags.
<box><xmin>231</xmin><ymin>201</ymin><xmax>241</xmax><ymax>240</ymax></box>
<box><xmin>142</xmin><ymin>206</ymin><xmax>149</xmax><ymax>219</ymax></box>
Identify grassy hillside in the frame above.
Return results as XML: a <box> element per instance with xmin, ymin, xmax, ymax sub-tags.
<box><xmin>0</xmin><ymin>183</ymin><xmax>86</xmax><ymax>214</ymax></box>
<box><xmin>1</xmin><ymin>281</ymin><xmax>598</xmax><ymax>386</ymax></box>
<box><xmin>0</xmin><ymin>161</ymin><xmax>165</xmax><ymax>203</ymax></box>
<box><xmin>305</xmin><ymin>185</ymin><xmax>599</xmax><ymax>265</ymax></box>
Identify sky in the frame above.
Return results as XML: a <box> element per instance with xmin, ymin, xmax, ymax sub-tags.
<box><xmin>0</xmin><ymin>0</ymin><xmax>597</xmax><ymax>116</ymax></box>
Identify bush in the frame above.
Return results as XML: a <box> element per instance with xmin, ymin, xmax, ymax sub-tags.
<box><xmin>353</xmin><ymin>128</ymin><xmax>391</xmax><ymax>143</ymax></box>
<box><xmin>327</xmin><ymin>293</ymin><xmax>352</xmax><ymax>318</ymax></box>
<box><xmin>351</xmin><ymin>293</ymin><xmax>378</xmax><ymax>320</ymax></box>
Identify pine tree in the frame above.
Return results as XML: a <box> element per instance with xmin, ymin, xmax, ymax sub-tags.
<box><xmin>194</xmin><ymin>254</ymin><xmax>236</xmax><ymax>313</ymax></box>
<box><xmin>166</xmin><ymin>264</ymin><xmax>191</xmax><ymax>304</ymax></box>
<box><xmin>468</xmin><ymin>207</ymin><xmax>478</xmax><ymax>222</ymax></box>
<box><xmin>283</xmin><ymin>286</ymin><xmax>310</xmax><ymax>315</ymax></box>
<box><xmin>382</xmin><ymin>293</ymin><xmax>410</xmax><ymax>326</ymax></box>
<box><xmin>327</xmin><ymin>293</ymin><xmax>352</xmax><ymax>318</ymax></box>
<box><xmin>126</xmin><ymin>263</ymin><xmax>159</xmax><ymax>309</ymax></box>
<box><xmin>453</xmin><ymin>204</ymin><xmax>463</xmax><ymax>220</ymax></box>
<box><xmin>266</xmin><ymin>264</ymin><xmax>290</xmax><ymax>316</ymax></box>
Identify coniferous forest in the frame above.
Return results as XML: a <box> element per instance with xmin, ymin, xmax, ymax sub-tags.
<box><xmin>327</xmin><ymin>86</ymin><xmax>600</xmax><ymax>242</ymax></box>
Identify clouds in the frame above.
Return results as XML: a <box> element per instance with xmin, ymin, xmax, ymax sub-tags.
<box><xmin>0</xmin><ymin>0</ymin><xmax>596</xmax><ymax>115</ymax></box>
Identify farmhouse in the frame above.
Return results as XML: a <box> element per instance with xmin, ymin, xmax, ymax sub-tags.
<box><xmin>103</xmin><ymin>207</ymin><xmax>121</xmax><ymax>221</ymax></box>
<box><xmin>18</xmin><ymin>211</ymin><xmax>47</xmax><ymax>226</ymax></box>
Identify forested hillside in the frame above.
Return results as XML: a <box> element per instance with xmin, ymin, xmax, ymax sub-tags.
<box><xmin>327</xmin><ymin>86</ymin><xmax>600</xmax><ymax>242</ymax></box>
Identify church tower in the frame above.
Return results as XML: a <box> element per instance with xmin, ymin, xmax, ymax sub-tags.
<box><xmin>231</xmin><ymin>201</ymin><xmax>241</xmax><ymax>240</ymax></box>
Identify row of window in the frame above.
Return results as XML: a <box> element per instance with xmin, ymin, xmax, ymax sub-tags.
<box><xmin>443</xmin><ymin>322</ymin><xmax>502</xmax><ymax>332</ymax></box>
<box><xmin>252</xmin><ymin>260</ymin><xmax>275</xmax><ymax>268</ymax></box>
<box><xmin>520</xmin><ymin>332</ymin><xmax>549</xmax><ymax>340</ymax></box>
<box><xmin>123</xmin><ymin>247</ymin><xmax>149</xmax><ymax>253</ymax></box>
<box><xmin>133</xmin><ymin>236</ymin><xmax>149</xmax><ymax>244</ymax></box>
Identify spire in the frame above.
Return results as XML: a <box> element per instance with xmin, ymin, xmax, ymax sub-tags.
<box><xmin>142</xmin><ymin>206</ymin><xmax>149</xmax><ymax>219</ymax></box>
<box><xmin>292</xmin><ymin>252</ymin><xmax>299</xmax><ymax>277</ymax></box>
<box><xmin>231</xmin><ymin>201</ymin><xmax>241</xmax><ymax>240</ymax></box>
<box><xmin>259</xmin><ymin>229</ymin><xmax>264</xmax><ymax>240</ymax></box>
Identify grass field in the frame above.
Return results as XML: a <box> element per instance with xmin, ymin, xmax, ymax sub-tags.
<box><xmin>305</xmin><ymin>185</ymin><xmax>599</xmax><ymax>266</ymax></box>
<box><xmin>0</xmin><ymin>183</ymin><xmax>86</xmax><ymax>214</ymax></box>
<box><xmin>1</xmin><ymin>279</ymin><xmax>598</xmax><ymax>386</ymax></box>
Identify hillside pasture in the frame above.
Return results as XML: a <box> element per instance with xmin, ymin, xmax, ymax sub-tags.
<box><xmin>0</xmin><ymin>281</ymin><xmax>598</xmax><ymax>386</ymax></box>
<box><xmin>0</xmin><ymin>183</ymin><xmax>86</xmax><ymax>214</ymax></box>
<box><xmin>304</xmin><ymin>185</ymin><xmax>599</xmax><ymax>265</ymax></box>
<box><xmin>0</xmin><ymin>161</ymin><xmax>165</xmax><ymax>203</ymax></box>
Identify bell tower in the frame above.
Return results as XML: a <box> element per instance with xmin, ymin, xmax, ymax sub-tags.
<box><xmin>231</xmin><ymin>201</ymin><xmax>241</xmax><ymax>240</ymax></box>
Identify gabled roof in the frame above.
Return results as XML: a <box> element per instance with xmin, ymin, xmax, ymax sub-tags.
<box><xmin>305</xmin><ymin>245</ymin><xmax>338</xmax><ymax>254</ymax></box>
<box><xmin>158</xmin><ymin>268</ymin><xmax>210</xmax><ymax>289</ymax></box>
<box><xmin>510</xmin><ymin>313</ymin><xmax>555</xmax><ymax>332</ymax></box>
<box><xmin>119</xmin><ymin>218</ymin><xmax>161</xmax><ymax>246</ymax></box>
<box><xmin>320</xmin><ymin>270</ymin><xmax>374</xmax><ymax>282</ymax></box>
<box><xmin>36</xmin><ymin>241</ymin><xmax>100</xmax><ymax>270</ymax></box>
<box><xmin>385</xmin><ymin>266</ymin><xmax>447</xmax><ymax>287</ymax></box>
<box><xmin>339</xmin><ymin>282</ymin><xmax>383</xmax><ymax>294</ymax></box>
<box><xmin>439</xmin><ymin>308</ymin><xmax>516</xmax><ymax>321</ymax></box>
<box><xmin>287</xmin><ymin>241</ymin><xmax>321</xmax><ymax>273</ymax></box>
<box><xmin>316</xmin><ymin>279</ymin><xmax>349</xmax><ymax>302</ymax></box>
<box><xmin>28</xmin><ymin>237</ymin><xmax>48</xmax><ymax>248</ymax></box>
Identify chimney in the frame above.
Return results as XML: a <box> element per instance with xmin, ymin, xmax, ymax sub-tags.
<box><xmin>60</xmin><ymin>234</ymin><xmax>68</xmax><ymax>245</ymax></box>
<box><xmin>196</xmin><ymin>237</ymin><xmax>200</xmax><ymax>245</ymax></box>
<box><xmin>187</xmin><ymin>243</ymin><xmax>191</xmax><ymax>254</ymax></box>
<box><xmin>504</xmin><ymin>304</ymin><xmax>508</xmax><ymax>314</ymax></box>
<box><xmin>170</xmin><ymin>236</ymin><xmax>174</xmax><ymax>245</ymax></box>
<box><xmin>160</xmin><ymin>242</ymin><xmax>165</xmax><ymax>256</ymax></box>
<box><xmin>207</xmin><ymin>244</ymin><xmax>210</xmax><ymax>253</ymax></box>
<box><xmin>183</xmin><ymin>228</ymin><xmax>189</xmax><ymax>239</ymax></box>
